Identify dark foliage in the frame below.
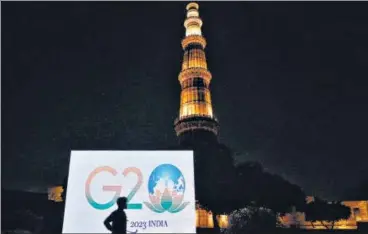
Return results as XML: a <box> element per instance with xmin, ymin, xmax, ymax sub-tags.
<box><xmin>2</xmin><ymin>189</ymin><xmax>65</xmax><ymax>234</ymax></box>
<box><xmin>186</xmin><ymin>137</ymin><xmax>306</xmax><ymax>229</ymax></box>
<box><xmin>1</xmin><ymin>190</ymin><xmax>46</xmax><ymax>233</ymax></box>
<box><xmin>189</xmin><ymin>142</ymin><xmax>238</xmax><ymax>229</ymax></box>
<box><xmin>223</xmin><ymin>206</ymin><xmax>280</xmax><ymax>234</ymax></box>
<box><xmin>305</xmin><ymin>197</ymin><xmax>351</xmax><ymax>229</ymax></box>
<box><xmin>234</xmin><ymin>161</ymin><xmax>306</xmax><ymax>214</ymax></box>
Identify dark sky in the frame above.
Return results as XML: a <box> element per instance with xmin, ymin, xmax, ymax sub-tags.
<box><xmin>2</xmin><ymin>2</ymin><xmax>368</xmax><ymax>200</ymax></box>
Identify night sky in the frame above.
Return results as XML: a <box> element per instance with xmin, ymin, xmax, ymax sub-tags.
<box><xmin>2</xmin><ymin>2</ymin><xmax>368</xmax><ymax>200</ymax></box>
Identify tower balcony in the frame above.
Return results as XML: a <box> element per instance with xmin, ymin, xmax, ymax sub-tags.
<box><xmin>179</xmin><ymin>67</ymin><xmax>212</xmax><ymax>84</ymax></box>
<box><xmin>174</xmin><ymin>116</ymin><xmax>219</xmax><ymax>137</ymax></box>
<box><xmin>182</xmin><ymin>35</ymin><xmax>206</xmax><ymax>49</ymax></box>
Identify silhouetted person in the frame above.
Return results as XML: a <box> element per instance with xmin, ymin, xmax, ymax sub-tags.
<box><xmin>104</xmin><ymin>197</ymin><xmax>128</xmax><ymax>234</ymax></box>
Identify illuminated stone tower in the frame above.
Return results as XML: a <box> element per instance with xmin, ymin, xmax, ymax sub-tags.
<box><xmin>173</xmin><ymin>4</ymin><xmax>233</xmax><ymax>228</ymax></box>
<box><xmin>174</xmin><ymin>2</ymin><xmax>219</xmax><ymax>145</ymax></box>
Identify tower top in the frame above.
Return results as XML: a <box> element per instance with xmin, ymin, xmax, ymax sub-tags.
<box><xmin>186</xmin><ymin>2</ymin><xmax>199</xmax><ymax>11</ymax></box>
<box><xmin>184</xmin><ymin>2</ymin><xmax>203</xmax><ymax>37</ymax></box>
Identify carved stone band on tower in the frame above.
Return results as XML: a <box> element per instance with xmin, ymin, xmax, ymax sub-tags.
<box><xmin>174</xmin><ymin>2</ymin><xmax>219</xmax><ymax>142</ymax></box>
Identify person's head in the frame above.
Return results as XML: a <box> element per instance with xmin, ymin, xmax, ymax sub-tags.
<box><xmin>117</xmin><ymin>197</ymin><xmax>127</xmax><ymax>210</ymax></box>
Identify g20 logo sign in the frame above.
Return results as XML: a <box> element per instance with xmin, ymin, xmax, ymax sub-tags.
<box><xmin>85</xmin><ymin>164</ymin><xmax>190</xmax><ymax>213</ymax></box>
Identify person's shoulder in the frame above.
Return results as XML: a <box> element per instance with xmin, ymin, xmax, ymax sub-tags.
<box><xmin>117</xmin><ymin>209</ymin><xmax>127</xmax><ymax>216</ymax></box>
<box><xmin>110</xmin><ymin>210</ymin><xmax>118</xmax><ymax>216</ymax></box>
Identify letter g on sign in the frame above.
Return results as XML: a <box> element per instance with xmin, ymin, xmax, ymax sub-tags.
<box><xmin>85</xmin><ymin>166</ymin><xmax>122</xmax><ymax>210</ymax></box>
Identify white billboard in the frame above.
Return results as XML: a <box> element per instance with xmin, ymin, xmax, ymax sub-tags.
<box><xmin>62</xmin><ymin>151</ymin><xmax>196</xmax><ymax>233</ymax></box>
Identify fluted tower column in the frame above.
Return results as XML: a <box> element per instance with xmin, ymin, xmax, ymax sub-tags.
<box><xmin>174</xmin><ymin>2</ymin><xmax>219</xmax><ymax>144</ymax></box>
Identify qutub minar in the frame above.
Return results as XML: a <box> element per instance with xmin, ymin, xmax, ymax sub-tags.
<box><xmin>174</xmin><ymin>3</ymin><xmax>230</xmax><ymax>228</ymax></box>
<box><xmin>47</xmin><ymin>2</ymin><xmax>368</xmax><ymax>231</ymax></box>
<box><xmin>174</xmin><ymin>2</ymin><xmax>219</xmax><ymax>145</ymax></box>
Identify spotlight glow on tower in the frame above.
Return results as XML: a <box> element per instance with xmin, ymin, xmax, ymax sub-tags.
<box><xmin>174</xmin><ymin>2</ymin><xmax>219</xmax><ymax>141</ymax></box>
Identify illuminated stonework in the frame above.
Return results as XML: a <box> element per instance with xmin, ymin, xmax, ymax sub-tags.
<box><xmin>48</xmin><ymin>186</ymin><xmax>64</xmax><ymax>202</ymax></box>
<box><xmin>279</xmin><ymin>198</ymin><xmax>368</xmax><ymax>230</ymax></box>
<box><xmin>178</xmin><ymin>67</ymin><xmax>212</xmax><ymax>84</ymax></box>
<box><xmin>182</xmin><ymin>35</ymin><xmax>206</xmax><ymax>49</ymax></box>
<box><xmin>174</xmin><ymin>117</ymin><xmax>219</xmax><ymax>136</ymax></box>
<box><xmin>195</xmin><ymin>197</ymin><xmax>368</xmax><ymax>229</ymax></box>
<box><xmin>184</xmin><ymin>3</ymin><xmax>202</xmax><ymax>37</ymax></box>
<box><xmin>196</xmin><ymin>206</ymin><xmax>229</xmax><ymax>229</ymax></box>
<box><xmin>175</xmin><ymin>2</ymin><xmax>219</xmax><ymax>137</ymax></box>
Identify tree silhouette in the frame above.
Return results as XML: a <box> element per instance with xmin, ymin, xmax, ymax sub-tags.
<box><xmin>194</xmin><ymin>153</ymin><xmax>306</xmax><ymax>230</ymax></box>
<box><xmin>171</xmin><ymin>143</ymin><xmax>307</xmax><ymax>230</ymax></box>
<box><xmin>2</xmin><ymin>190</ymin><xmax>48</xmax><ymax>233</ymax></box>
<box><xmin>233</xmin><ymin>161</ymin><xmax>306</xmax><ymax>215</ymax></box>
<box><xmin>223</xmin><ymin>206</ymin><xmax>282</xmax><ymax>234</ymax></box>
<box><xmin>191</xmin><ymin>143</ymin><xmax>238</xmax><ymax>230</ymax></box>
<box><xmin>305</xmin><ymin>198</ymin><xmax>351</xmax><ymax>229</ymax></box>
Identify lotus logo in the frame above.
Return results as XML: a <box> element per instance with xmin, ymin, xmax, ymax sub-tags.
<box><xmin>143</xmin><ymin>164</ymin><xmax>189</xmax><ymax>213</ymax></box>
